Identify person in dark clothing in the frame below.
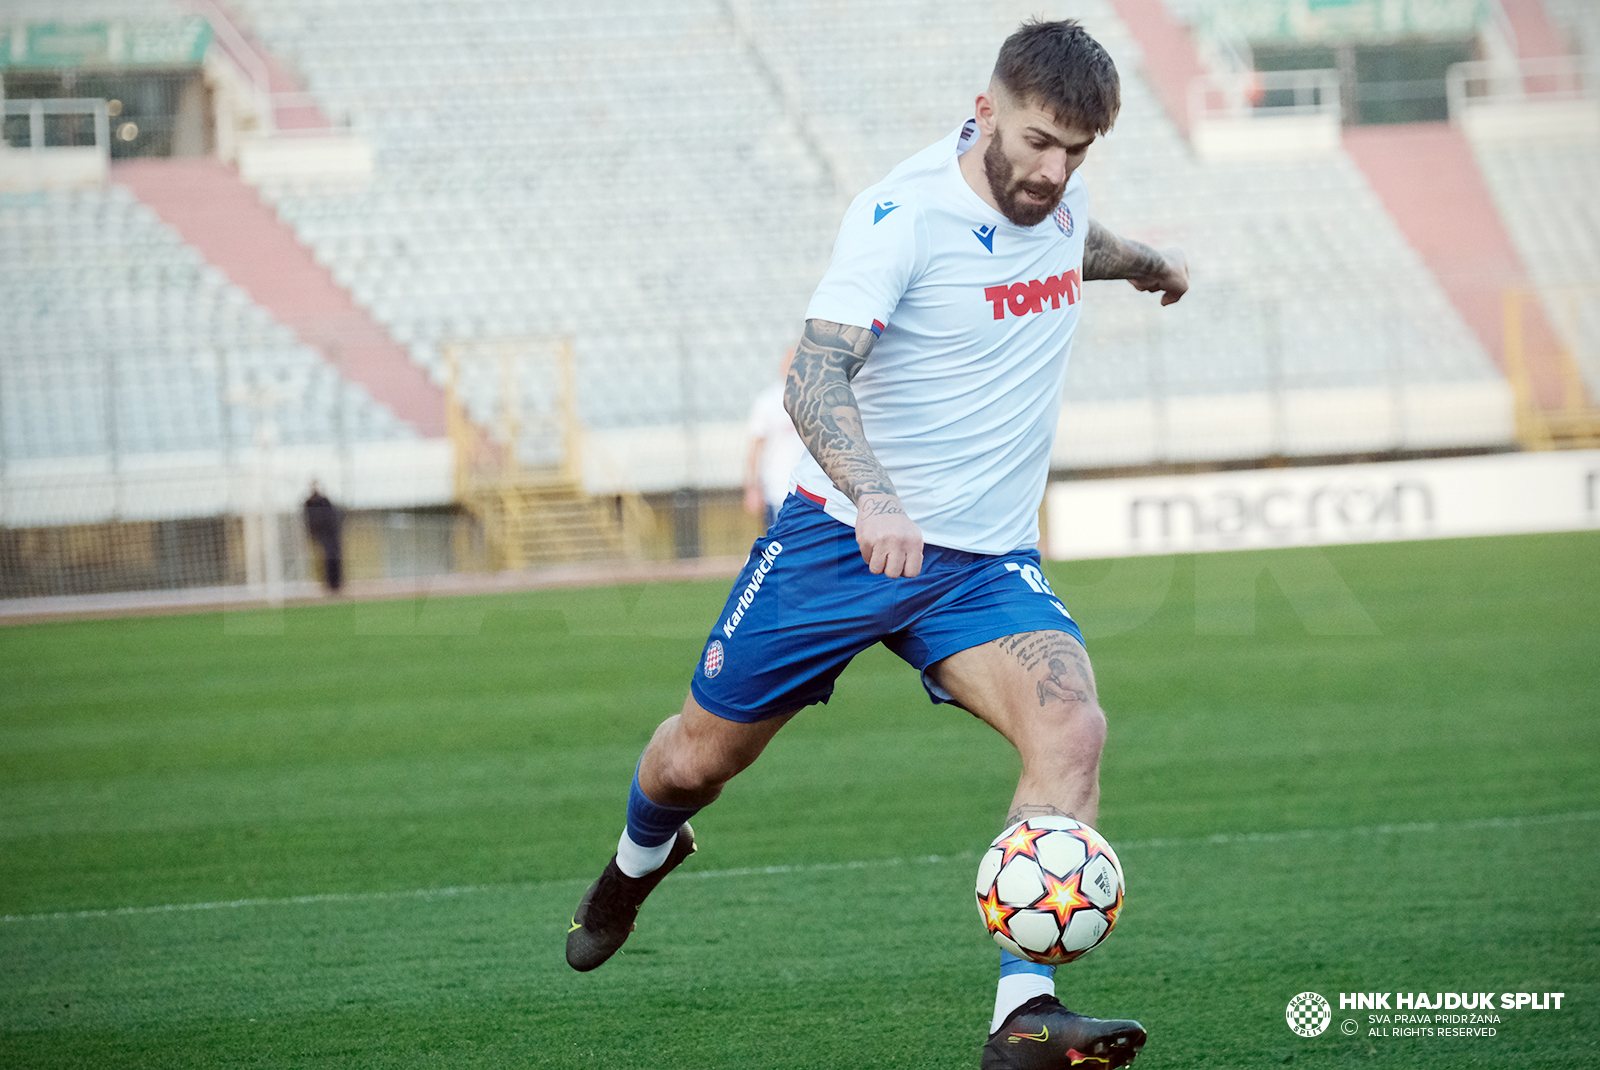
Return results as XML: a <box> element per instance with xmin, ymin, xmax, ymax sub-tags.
<box><xmin>303</xmin><ymin>481</ymin><xmax>343</xmax><ymax>592</ymax></box>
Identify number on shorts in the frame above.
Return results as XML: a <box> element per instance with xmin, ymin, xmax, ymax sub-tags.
<box><xmin>1004</xmin><ymin>562</ymin><xmax>1073</xmax><ymax>620</ymax></box>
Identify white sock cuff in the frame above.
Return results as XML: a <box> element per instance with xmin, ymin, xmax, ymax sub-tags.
<box><xmin>616</xmin><ymin>826</ymin><xmax>675</xmax><ymax>878</ymax></box>
<box><xmin>990</xmin><ymin>972</ymin><xmax>1056</xmax><ymax>1035</ymax></box>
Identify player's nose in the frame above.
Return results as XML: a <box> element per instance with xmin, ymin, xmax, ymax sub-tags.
<box><xmin>1038</xmin><ymin>147</ymin><xmax>1069</xmax><ymax>186</ymax></box>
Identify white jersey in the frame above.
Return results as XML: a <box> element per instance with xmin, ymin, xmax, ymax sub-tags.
<box><xmin>794</xmin><ymin>121</ymin><xmax>1089</xmax><ymax>555</ymax></box>
<box><xmin>747</xmin><ymin>381</ymin><xmax>807</xmax><ymax>509</ymax></box>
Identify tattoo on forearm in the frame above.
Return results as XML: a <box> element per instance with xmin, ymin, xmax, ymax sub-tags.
<box><xmin>1005</xmin><ymin>802</ymin><xmax>1079</xmax><ymax>827</ymax></box>
<box><xmin>1083</xmin><ymin>220</ymin><xmax>1166</xmax><ymax>281</ymax></box>
<box><xmin>785</xmin><ymin>319</ymin><xmax>903</xmax><ymax>508</ymax></box>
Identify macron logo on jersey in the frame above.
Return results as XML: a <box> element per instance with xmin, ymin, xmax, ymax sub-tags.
<box><xmin>972</xmin><ymin>224</ymin><xmax>996</xmax><ymax>252</ymax></box>
<box><xmin>874</xmin><ymin>201</ymin><xmax>899</xmax><ymax>224</ymax></box>
<box><xmin>984</xmin><ymin>269</ymin><xmax>1081</xmax><ymax>320</ymax></box>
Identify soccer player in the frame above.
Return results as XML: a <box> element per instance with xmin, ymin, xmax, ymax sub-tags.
<box><xmin>568</xmin><ymin>19</ymin><xmax>1187</xmax><ymax>1069</ymax></box>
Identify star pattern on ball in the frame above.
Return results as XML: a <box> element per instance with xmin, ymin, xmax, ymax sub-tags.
<box><xmin>1065</xmin><ymin>824</ymin><xmax>1109</xmax><ymax>862</ymax></box>
<box><xmin>1100</xmin><ymin>838</ymin><xmax>1122</xmax><ymax>876</ymax></box>
<box><xmin>996</xmin><ymin>821</ymin><xmax>1050</xmax><ymax>866</ymax></box>
<box><xmin>1104</xmin><ymin>883</ymin><xmax>1125</xmax><ymax>928</ymax></box>
<box><xmin>1034</xmin><ymin>867</ymin><xmax>1095</xmax><ymax>929</ymax></box>
<box><xmin>978</xmin><ymin>885</ymin><xmax>1018</xmax><ymax>939</ymax></box>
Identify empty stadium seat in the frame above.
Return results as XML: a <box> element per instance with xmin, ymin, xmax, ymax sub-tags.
<box><xmin>0</xmin><ymin>187</ymin><xmax>416</xmax><ymax>463</ymax></box>
<box><xmin>217</xmin><ymin>0</ymin><xmax>1503</xmax><ymax>452</ymax></box>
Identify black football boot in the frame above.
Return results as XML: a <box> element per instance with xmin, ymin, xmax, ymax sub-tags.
<box><xmin>981</xmin><ymin>994</ymin><xmax>1146</xmax><ymax>1069</ymax></box>
<box><xmin>565</xmin><ymin>823</ymin><xmax>697</xmax><ymax>972</ymax></box>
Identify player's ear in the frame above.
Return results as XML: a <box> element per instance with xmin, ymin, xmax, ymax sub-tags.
<box><xmin>974</xmin><ymin>86</ymin><xmax>1000</xmax><ymax>135</ymax></box>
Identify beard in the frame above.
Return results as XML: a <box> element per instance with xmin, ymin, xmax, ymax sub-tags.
<box><xmin>983</xmin><ymin>127</ymin><xmax>1066</xmax><ymax>228</ymax></box>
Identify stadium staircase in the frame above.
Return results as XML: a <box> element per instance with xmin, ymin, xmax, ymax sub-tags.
<box><xmin>1341</xmin><ymin>123</ymin><xmax>1574</xmax><ymax>417</ymax></box>
<box><xmin>111</xmin><ymin>157</ymin><xmax>447</xmax><ymax>437</ymax></box>
<box><xmin>1501</xmin><ymin>0</ymin><xmax>1572</xmax><ymax>61</ymax></box>
<box><xmin>110</xmin><ymin>157</ymin><xmax>657</xmax><ymax>564</ymax></box>
<box><xmin>1115</xmin><ymin>0</ymin><xmax>1594</xmax><ymax>453</ymax></box>
<box><xmin>456</xmin><ymin>477</ymin><xmax>650</xmax><ymax>570</ymax></box>
<box><xmin>442</xmin><ymin>340</ymin><xmax>658</xmax><ymax>569</ymax></box>
<box><xmin>1103</xmin><ymin>0</ymin><xmax>1206</xmax><ymax>137</ymax></box>
<box><xmin>216</xmin><ymin>0</ymin><xmax>1522</xmax><ymax>470</ymax></box>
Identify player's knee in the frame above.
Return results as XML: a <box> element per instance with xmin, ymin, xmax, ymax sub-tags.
<box><xmin>1079</xmin><ymin>702</ymin><xmax>1108</xmax><ymax>749</ymax></box>
<box><xmin>1025</xmin><ymin>700</ymin><xmax>1106</xmax><ymax>769</ymax></box>
<box><xmin>654</xmin><ymin>733</ymin><xmax>742</xmax><ymax>798</ymax></box>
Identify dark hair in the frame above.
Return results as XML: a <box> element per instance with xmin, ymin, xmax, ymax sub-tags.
<box><xmin>993</xmin><ymin>18</ymin><xmax>1121</xmax><ymax>134</ymax></box>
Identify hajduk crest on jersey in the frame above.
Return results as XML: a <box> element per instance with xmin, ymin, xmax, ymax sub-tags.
<box><xmin>1054</xmin><ymin>203</ymin><xmax>1073</xmax><ymax>238</ymax></box>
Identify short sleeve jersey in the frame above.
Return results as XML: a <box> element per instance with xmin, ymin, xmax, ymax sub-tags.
<box><xmin>794</xmin><ymin>121</ymin><xmax>1089</xmax><ymax>555</ymax></box>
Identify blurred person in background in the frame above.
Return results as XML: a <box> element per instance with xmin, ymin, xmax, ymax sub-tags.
<box><xmin>303</xmin><ymin>481</ymin><xmax>343</xmax><ymax>594</ymax></box>
<box><xmin>742</xmin><ymin>345</ymin><xmax>807</xmax><ymax>531</ymax></box>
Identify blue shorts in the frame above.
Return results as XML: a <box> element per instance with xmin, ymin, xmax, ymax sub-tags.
<box><xmin>691</xmin><ymin>495</ymin><xmax>1086</xmax><ymax>723</ymax></box>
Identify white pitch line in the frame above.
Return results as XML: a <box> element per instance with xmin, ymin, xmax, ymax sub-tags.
<box><xmin>5</xmin><ymin>809</ymin><xmax>1596</xmax><ymax>926</ymax></box>
<box><xmin>1116</xmin><ymin>808</ymin><xmax>1600</xmax><ymax>851</ymax></box>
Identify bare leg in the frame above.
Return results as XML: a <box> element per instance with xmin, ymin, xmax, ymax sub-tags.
<box><xmin>566</xmin><ymin>694</ymin><xmax>797</xmax><ymax>972</ymax></box>
<box><xmin>637</xmin><ymin>693</ymin><xmax>797</xmax><ymax>808</ymax></box>
<box><xmin>928</xmin><ymin>629</ymin><xmax>1110</xmax><ymax>1035</ymax></box>
<box><xmin>928</xmin><ymin>630</ymin><xmax>1106</xmax><ymax>828</ymax></box>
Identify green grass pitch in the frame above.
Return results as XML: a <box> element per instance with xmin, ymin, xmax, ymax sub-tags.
<box><xmin>2</xmin><ymin>531</ymin><xmax>1597</xmax><ymax>1068</ymax></box>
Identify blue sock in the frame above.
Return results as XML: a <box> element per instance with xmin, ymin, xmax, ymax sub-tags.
<box><xmin>625</xmin><ymin>766</ymin><xmax>701</xmax><ymax>848</ymax></box>
<box><xmin>999</xmin><ymin>949</ymin><xmax>1056</xmax><ymax>980</ymax></box>
<box><xmin>993</xmin><ymin>950</ymin><xmax>1057</xmax><ymax>1032</ymax></box>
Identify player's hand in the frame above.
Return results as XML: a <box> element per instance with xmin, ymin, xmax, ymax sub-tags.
<box><xmin>856</xmin><ymin>495</ymin><xmax>923</xmax><ymax>578</ymax></box>
<box><xmin>1129</xmin><ymin>248</ymin><xmax>1188</xmax><ymax>306</ymax></box>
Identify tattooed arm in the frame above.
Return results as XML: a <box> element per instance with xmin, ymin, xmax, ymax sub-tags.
<box><xmin>1083</xmin><ymin>219</ymin><xmax>1189</xmax><ymax>306</ymax></box>
<box><xmin>784</xmin><ymin>318</ymin><xmax>924</xmax><ymax>578</ymax></box>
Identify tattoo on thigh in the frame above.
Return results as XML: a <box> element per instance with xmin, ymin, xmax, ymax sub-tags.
<box><xmin>995</xmin><ymin>632</ymin><xmax>1054</xmax><ymax>671</ymax></box>
<box><xmin>1038</xmin><ymin>657</ymin><xmax>1089</xmax><ymax>706</ymax></box>
<box><xmin>1005</xmin><ymin>802</ymin><xmax>1079</xmax><ymax>827</ymax></box>
<box><xmin>995</xmin><ymin>631</ymin><xmax>1098</xmax><ymax>707</ymax></box>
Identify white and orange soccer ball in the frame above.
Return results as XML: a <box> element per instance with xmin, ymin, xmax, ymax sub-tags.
<box><xmin>975</xmin><ymin>816</ymin><xmax>1125</xmax><ymax>965</ymax></box>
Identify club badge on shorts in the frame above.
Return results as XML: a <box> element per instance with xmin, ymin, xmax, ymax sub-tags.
<box><xmin>703</xmin><ymin>639</ymin><xmax>725</xmax><ymax>678</ymax></box>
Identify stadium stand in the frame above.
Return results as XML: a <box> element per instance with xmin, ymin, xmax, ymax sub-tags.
<box><xmin>1541</xmin><ymin>0</ymin><xmax>1600</xmax><ymax>57</ymax></box>
<box><xmin>226</xmin><ymin>0</ymin><xmax>840</xmax><ymax>493</ymax></box>
<box><xmin>112</xmin><ymin>157</ymin><xmax>448</xmax><ymax>437</ymax></box>
<box><xmin>218</xmin><ymin>0</ymin><xmax>1511</xmax><ymax>477</ymax></box>
<box><xmin>1471</xmin><ymin>135</ymin><xmax>1600</xmax><ymax>400</ymax></box>
<box><xmin>1</xmin><ymin>0</ymin><xmax>180</xmax><ymax>20</ymax></box>
<box><xmin>1024</xmin><ymin>0</ymin><xmax>1508</xmax><ymax>462</ymax></box>
<box><xmin>6</xmin><ymin>0</ymin><xmax>1577</xmax><ymax>599</ymax></box>
<box><xmin>0</xmin><ymin>184</ymin><xmax>413</xmax><ymax>467</ymax></box>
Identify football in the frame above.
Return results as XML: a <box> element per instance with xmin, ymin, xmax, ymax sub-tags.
<box><xmin>975</xmin><ymin>816</ymin><xmax>1125</xmax><ymax>964</ymax></box>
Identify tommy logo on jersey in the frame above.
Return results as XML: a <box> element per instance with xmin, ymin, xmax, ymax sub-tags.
<box><xmin>984</xmin><ymin>269</ymin><xmax>1081</xmax><ymax>320</ymax></box>
<box><xmin>874</xmin><ymin>201</ymin><xmax>899</xmax><ymax>224</ymax></box>
<box><xmin>972</xmin><ymin>224</ymin><xmax>996</xmax><ymax>253</ymax></box>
